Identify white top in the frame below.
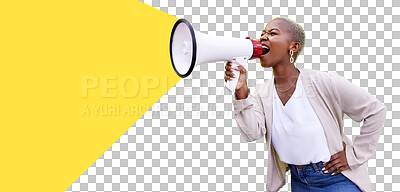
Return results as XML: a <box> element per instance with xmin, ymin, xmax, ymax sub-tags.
<box><xmin>271</xmin><ymin>72</ymin><xmax>331</xmax><ymax>165</ymax></box>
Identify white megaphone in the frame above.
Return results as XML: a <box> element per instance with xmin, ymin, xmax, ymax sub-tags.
<box><xmin>170</xmin><ymin>19</ymin><xmax>263</xmax><ymax>92</ymax></box>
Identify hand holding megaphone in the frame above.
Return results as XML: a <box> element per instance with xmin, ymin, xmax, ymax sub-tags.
<box><xmin>170</xmin><ymin>19</ymin><xmax>262</xmax><ymax>92</ymax></box>
<box><xmin>223</xmin><ymin>57</ymin><xmax>248</xmax><ymax>92</ymax></box>
<box><xmin>225</xmin><ymin>61</ymin><xmax>248</xmax><ymax>94</ymax></box>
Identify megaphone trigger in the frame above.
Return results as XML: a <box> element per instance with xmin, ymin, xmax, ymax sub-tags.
<box><xmin>231</xmin><ymin>57</ymin><xmax>248</xmax><ymax>66</ymax></box>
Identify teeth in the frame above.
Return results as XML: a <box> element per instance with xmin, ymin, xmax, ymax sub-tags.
<box><xmin>262</xmin><ymin>45</ymin><xmax>270</xmax><ymax>55</ymax></box>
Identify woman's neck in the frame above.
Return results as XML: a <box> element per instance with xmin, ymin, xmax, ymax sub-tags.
<box><xmin>272</xmin><ymin>63</ymin><xmax>299</xmax><ymax>85</ymax></box>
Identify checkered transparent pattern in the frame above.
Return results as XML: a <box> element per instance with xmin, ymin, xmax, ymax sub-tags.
<box><xmin>67</xmin><ymin>0</ymin><xmax>400</xmax><ymax>191</ymax></box>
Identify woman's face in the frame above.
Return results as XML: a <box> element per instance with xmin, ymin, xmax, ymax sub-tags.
<box><xmin>259</xmin><ymin>19</ymin><xmax>294</xmax><ymax>68</ymax></box>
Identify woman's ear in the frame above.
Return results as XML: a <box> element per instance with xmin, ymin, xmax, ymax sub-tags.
<box><xmin>289</xmin><ymin>42</ymin><xmax>301</xmax><ymax>53</ymax></box>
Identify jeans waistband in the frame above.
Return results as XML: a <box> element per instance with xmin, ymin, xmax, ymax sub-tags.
<box><xmin>288</xmin><ymin>161</ymin><xmax>326</xmax><ymax>172</ymax></box>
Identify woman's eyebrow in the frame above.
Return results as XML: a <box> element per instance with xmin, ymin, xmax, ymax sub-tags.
<box><xmin>268</xmin><ymin>28</ymin><xmax>280</xmax><ymax>32</ymax></box>
<box><xmin>262</xmin><ymin>28</ymin><xmax>280</xmax><ymax>33</ymax></box>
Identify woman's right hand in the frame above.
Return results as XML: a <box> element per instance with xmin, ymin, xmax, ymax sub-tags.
<box><xmin>224</xmin><ymin>61</ymin><xmax>249</xmax><ymax>99</ymax></box>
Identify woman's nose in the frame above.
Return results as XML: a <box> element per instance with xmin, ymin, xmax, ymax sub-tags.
<box><xmin>260</xmin><ymin>34</ymin><xmax>268</xmax><ymax>41</ymax></box>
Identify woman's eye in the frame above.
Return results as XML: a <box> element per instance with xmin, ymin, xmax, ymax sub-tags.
<box><xmin>261</xmin><ymin>32</ymin><xmax>276</xmax><ymax>37</ymax></box>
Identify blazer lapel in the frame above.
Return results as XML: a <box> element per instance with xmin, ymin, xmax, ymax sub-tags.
<box><xmin>263</xmin><ymin>78</ymin><xmax>274</xmax><ymax>145</ymax></box>
<box><xmin>299</xmin><ymin>68</ymin><xmax>340</xmax><ymax>155</ymax></box>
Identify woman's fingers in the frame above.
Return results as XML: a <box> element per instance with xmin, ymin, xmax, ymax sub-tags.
<box><xmin>323</xmin><ymin>153</ymin><xmax>341</xmax><ymax>171</ymax></box>
<box><xmin>323</xmin><ymin>153</ymin><xmax>340</xmax><ymax>170</ymax></box>
<box><xmin>225</xmin><ymin>70</ymin><xmax>235</xmax><ymax>78</ymax></box>
<box><xmin>224</xmin><ymin>67</ymin><xmax>234</xmax><ymax>82</ymax></box>
<box><xmin>322</xmin><ymin>150</ymin><xmax>350</xmax><ymax>175</ymax></box>
<box><xmin>325</xmin><ymin>161</ymin><xmax>348</xmax><ymax>175</ymax></box>
<box><xmin>225</xmin><ymin>61</ymin><xmax>232</xmax><ymax>71</ymax></box>
<box><xmin>224</xmin><ymin>75</ymin><xmax>234</xmax><ymax>82</ymax></box>
<box><xmin>225</xmin><ymin>61</ymin><xmax>232</xmax><ymax>70</ymax></box>
<box><xmin>224</xmin><ymin>75</ymin><xmax>231</xmax><ymax>82</ymax></box>
<box><xmin>324</xmin><ymin>159</ymin><xmax>341</xmax><ymax>173</ymax></box>
<box><xmin>331</xmin><ymin>164</ymin><xmax>350</xmax><ymax>175</ymax></box>
<box><xmin>225</xmin><ymin>62</ymin><xmax>236</xmax><ymax>82</ymax></box>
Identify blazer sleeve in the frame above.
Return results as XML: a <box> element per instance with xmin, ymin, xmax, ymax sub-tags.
<box><xmin>232</xmin><ymin>91</ymin><xmax>267</xmax><ymax>142</ymax></box>
<box><xmin>330</xmin><ymin>72</ymin><xmax>387</xmax><ymax>170</ymax></box>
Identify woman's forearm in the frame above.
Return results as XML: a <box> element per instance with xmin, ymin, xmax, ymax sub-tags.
<box><xmin>232</xmin><ymin>94</ymin><xmax>267</xmax><ymax>142</ymax></box>
<box><xmin>330</xmin><ymin>72</ymin><xmax>387</xmax><ymax>169</ymax></box>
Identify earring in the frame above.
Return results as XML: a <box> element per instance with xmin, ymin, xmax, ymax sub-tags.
<box><xmin>289</xmin><ymin>50</ymin><xmax>294</xmax><ymax>63</ymax></box>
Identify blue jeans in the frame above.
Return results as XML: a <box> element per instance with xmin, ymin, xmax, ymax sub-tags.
<box><xmin>288</xmin><ymin>161</ymin><xmax>362</xmax><ymax>192</ymax></box>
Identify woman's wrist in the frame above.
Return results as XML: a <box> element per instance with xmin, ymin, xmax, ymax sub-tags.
<box><xmin>235</xmin><ymin>87</ymin><xmax>250</xmax><ymax>100</ymax></box>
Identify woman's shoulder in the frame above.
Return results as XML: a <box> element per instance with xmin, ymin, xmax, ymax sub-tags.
<box><xmin>299</xmin><ymin>68</ymin><xmax>342</xmax><ymax>81</ymax></box>
<box><xmin>300</xmin><ymin>68</ymin><xmax>334</xmax><ymax>76</ymax></box>
<box><xmin>252</xmin><ymin>68</ymin><xmax>343</xmax><ymax>96</ymax></box>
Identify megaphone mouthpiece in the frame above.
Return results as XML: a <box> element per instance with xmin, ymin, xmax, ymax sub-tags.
<box><xmin>246</xmin><ymin>37</ymin><xmax>263</xmax><ymax>60</ymax></box>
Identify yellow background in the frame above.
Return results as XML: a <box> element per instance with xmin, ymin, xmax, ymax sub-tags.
<box><xmin>0</xmin><ymin>1</ymin><xmax>179</xmax><ymax>191</ymax></box>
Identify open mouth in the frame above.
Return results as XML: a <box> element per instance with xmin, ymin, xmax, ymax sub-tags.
<box><xmin>262</xmin><ymin>45</ymin><xmax>270</xmax><ymax>55</ymax></box>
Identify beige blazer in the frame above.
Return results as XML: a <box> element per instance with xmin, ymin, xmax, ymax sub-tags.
<box><xmin>232</xmin><ymin>68</ymin><xmax>387</xmax><ymax>192</ymax></box>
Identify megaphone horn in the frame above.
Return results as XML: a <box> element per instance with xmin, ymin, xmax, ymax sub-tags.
<box><xmin>170</xmin><ymin>19</ymin><xmax>262</xmax><ymax>92</ymax></box>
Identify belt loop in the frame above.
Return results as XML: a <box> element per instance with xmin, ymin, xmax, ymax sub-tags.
<box><xmin>311</xmin><ymin>162</ymin><xmax>319</xmax><ymax>172</ymax></box>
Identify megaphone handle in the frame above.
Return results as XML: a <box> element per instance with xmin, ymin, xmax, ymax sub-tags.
<box><xmin>225</xmin><ymin>57</ymin><xmax>248</xmax><ymax>92</ymax></box>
